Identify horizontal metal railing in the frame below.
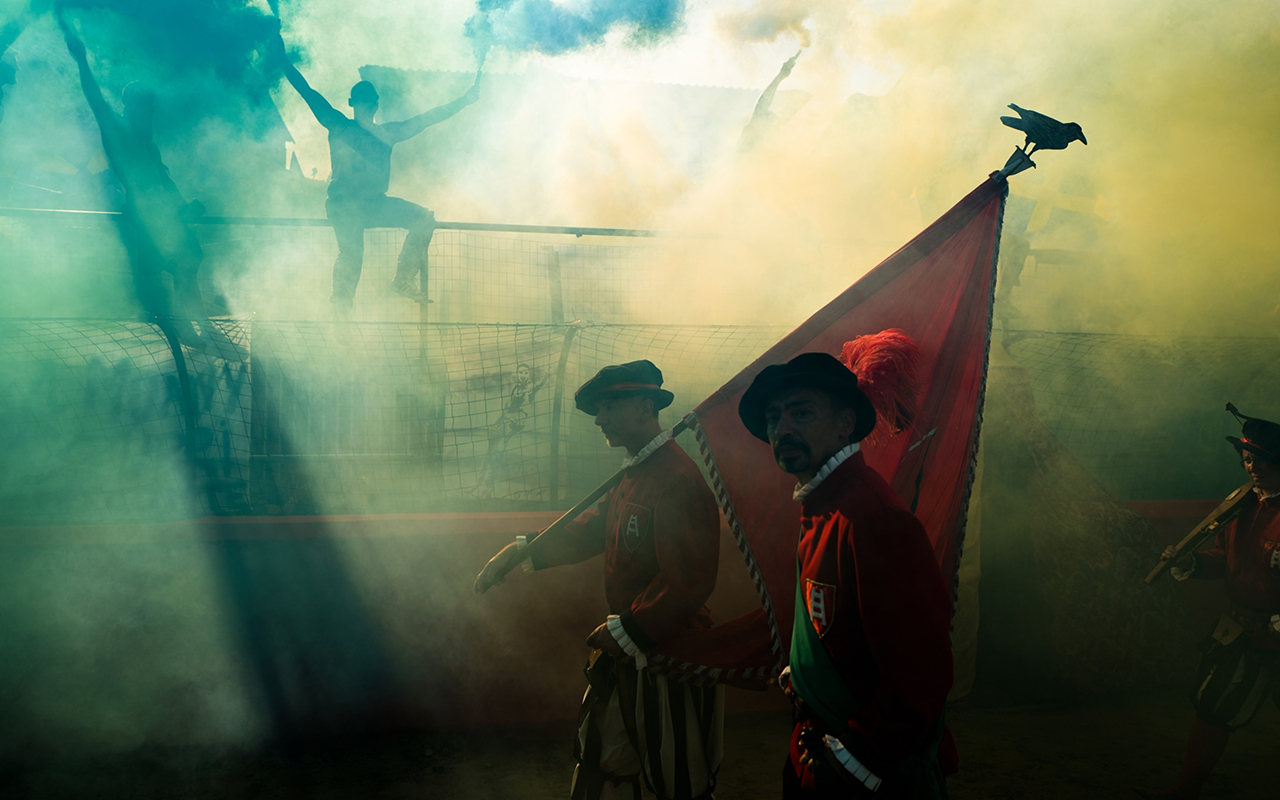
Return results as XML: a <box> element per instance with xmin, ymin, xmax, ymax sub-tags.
<box><xmin>0</xmin><ymin>205</ymin><xmax>670</xmax><ymax>238</ymax></box>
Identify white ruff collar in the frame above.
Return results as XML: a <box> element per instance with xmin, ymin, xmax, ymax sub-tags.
<box><xmin>793</xmin><ymin>442</ymin><xmax>861</xmax><ymax>502</ymax></box>
<box><xmin>621</xmin><ymin>429</ymin><xmax>673</xmax><ymax>469</ymax></box>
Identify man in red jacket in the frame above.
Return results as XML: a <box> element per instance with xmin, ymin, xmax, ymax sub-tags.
<box><xmin>738</xmin><ymin>352</ymin><xmax>956</xmax><ymax>799</ymax></box>
<box><xmin>1136</xmin><ymin>405</ymin><xmax>1280</xmax><ymax>800</ymax></box>
<box><xmin>475</xmin><ymin>360</ymin><xmax>723</xmax><ymax>800</ymax></box>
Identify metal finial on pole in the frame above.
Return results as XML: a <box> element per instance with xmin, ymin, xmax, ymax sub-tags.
<box><xmin>994</xmin><ymin>148</ymin><xmax>1036</xmax><ymax>182</ymax></box>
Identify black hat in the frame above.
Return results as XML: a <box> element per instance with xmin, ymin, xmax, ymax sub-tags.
<box><xmin>1226</xmin><ymin>402</ymin><xmax>1280</xmax><ymax>463</ymax></box>
<box><xmin>738</xmin><ymin>352</ymin><xmax>877</xmax><ymax>443</ymax></box>
<box><xmin>575</xmin><ymin>360</ymin><xmax>675</xmax><ymax>416</ymax></box>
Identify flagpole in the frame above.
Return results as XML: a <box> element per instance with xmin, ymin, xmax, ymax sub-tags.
<box><xmin>500</xmin><ymin>173</ymin><xmax>1011</xmax><ymax>585</ymax></box>
<box><xmin>493</xmin><ymin>417</ymin><xmax>691</xmax><ymax>582</ymax></box>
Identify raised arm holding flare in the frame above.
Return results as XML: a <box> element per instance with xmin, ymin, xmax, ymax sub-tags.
<box><xmin>740</xmin><ymin>50</ymin><xmax>801</xmax><ymax>152</ymax></box>
<box><xmin>272</xmin><ymin>34</ymin><xmax>481</xmax><ymax>317</ymax></box>
<box><xmin>0</xmin><ymin>9</ymin><xmax>31</xmax><ymax>126</ymax></box>
<box><xmin>58</xmin><ymin>12</ymin><xmax>206</xmax><ymax>328</ymax></box>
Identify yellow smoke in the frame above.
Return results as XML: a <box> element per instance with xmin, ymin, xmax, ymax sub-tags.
<box><xmin>862</xmin><ymin>0</ymin><xmax>1280</xmax><ymax>335</ymax></box>
<box><xmin>274</xmin><ymin>0</ymin><xmax>1279</xmax><ymax>332</ymax></box>
<box><xmin>534</xmin><ymin>0</ymin><xmax>1280</xmax><ymax>332</ymax></box>
<box><xmin>633</xmin><ymin>0</ymin><xmax>1279</xmax><ymax>331</ymax></box>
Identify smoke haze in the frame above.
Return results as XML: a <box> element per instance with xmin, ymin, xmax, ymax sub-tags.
<box><xmin>0</xmin><ymin>0</ymin><xmax>1277</xmax><ymax>771</ymax></box>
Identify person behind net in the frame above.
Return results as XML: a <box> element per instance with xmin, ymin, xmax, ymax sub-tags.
<box><xmin>1135</xmin><ymin>405</ymin><xmax>1280</xmax><ymax>800</ymax></box>
<box><xmin>475</xmin><ymin>360</ymin><xmax>724</xmax><ymax>800</ymax></box>
<box><xmin>272</xmin><ymin>33</ymin><xmax>480</xmax><ymax>318</ymax></box>
<box><xmin>57</xmin><ymin>13</ymin><xmax>208</xmax><ymax>331</ymax></box>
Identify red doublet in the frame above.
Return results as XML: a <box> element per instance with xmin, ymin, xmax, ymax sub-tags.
<box><xmin>790</xmin><ymin>451</ymin><xmax>958</xmax><ymax>786</ymax></box>
<box><xmin>1193</xmin><ymin>493</ymin><xmax>1280</xmax><ymax>645</ymax></box>
<box><xmin>547</xmin><ymin>440</ymin><xmax>720</xmax><ymax>649</ymax></box>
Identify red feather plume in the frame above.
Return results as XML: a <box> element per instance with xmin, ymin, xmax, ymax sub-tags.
<box><xmin>839</xmin><ymin>329</ymin><xmax>921</xmax><ymax>445</ymax></box>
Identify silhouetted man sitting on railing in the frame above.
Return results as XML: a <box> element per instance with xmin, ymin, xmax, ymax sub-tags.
<box><xmin>58</xmin><ymin>13</ymin><xmax>207</xmax><ymax>331</ymax></box>
<box><xmin>272</xmin><ymin>33</ymin><xmax>481</xmax><ymax>318</ymax></box>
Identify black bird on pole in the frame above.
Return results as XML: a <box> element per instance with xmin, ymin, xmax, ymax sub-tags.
<box><xmin>993</xmin><ymin>104</ymin><xmax>1086</xmax><ymax>181</ymax></box>
<box><xmin>1000</xmin><ymin>104</ymin><xmax>1087</xmax><ymax>156</ymax></box>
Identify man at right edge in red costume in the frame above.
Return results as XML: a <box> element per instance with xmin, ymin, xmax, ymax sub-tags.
<box><xmin>1136</xmin><ymin>405</ymin><xmax>1280</xmax><ymax>799</ymax></box>
<box><xmin>737</xmin><ymin>352</ymin><xmax>957</xmax><ymax>799</ymax></box>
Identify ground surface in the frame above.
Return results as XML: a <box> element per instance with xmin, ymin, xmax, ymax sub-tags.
<box><xmin>5</xmin><ymin>691</ymin><xmax>1273</xmax><ymax>799</ymax></box>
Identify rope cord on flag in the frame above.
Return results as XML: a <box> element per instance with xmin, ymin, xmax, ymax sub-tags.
<box><xmin>645</xmin><ymin>412</ymin><xmax>785</xmax><ymax>684</ymax></box>
<box><xmin>947</xmin><ymin>182</ymin><xmax>1009</xmax><ymax>629</ymax></box>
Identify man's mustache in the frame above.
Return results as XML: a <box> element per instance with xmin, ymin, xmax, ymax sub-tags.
<box><xmin>772</xmin><ymin>435</ymin><xmax>810</xmax><ymax>459</ymax></box>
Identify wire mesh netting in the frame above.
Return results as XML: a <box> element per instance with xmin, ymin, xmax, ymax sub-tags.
<box><xmin>1</xmin><ymin>214</ymin><xmax>701</xmax><ymax>325</ymax></box>
<box><xmin>0</xmin><ymin>317</ymin><xmax>788</xmax><ymax>524</ymax></box>
<box><xmin>195</xmin><ymin>224</ymin><xmax>712</xmax><ymax>325</ymax></box>
<box><xmin>2</xmin><ymin>202</ymin><xmax>778</xmax><ymax>330</ymax></box>
<box><xmin>6</xmin><ymin>212</ymin><xmax>1280</xmax><ymax>523</ymax></box>
<box><xmin>0</xmin><ymin>319</ymin><xmax>189</xmax><ymax>524</ymax></box>
<box><xmin>6</xmin><ymin>319</ymin><xmax>1280</xmax><ymax>525</ymax></box>
<box><xmin>1000</xmin><ymin>329</ymin><xmax>1280</xmax><ymax>501</ymax></box>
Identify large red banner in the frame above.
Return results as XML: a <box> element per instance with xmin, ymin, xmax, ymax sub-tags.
<box><xmin>655</xmin><ymin>178</ymin><xmax>1008</xmax><ymax>682</ymax></box>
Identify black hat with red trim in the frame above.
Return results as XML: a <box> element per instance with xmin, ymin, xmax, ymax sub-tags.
<box><xmin>1226</xmin><ymin>402</ymin><xmax>1280</xmax><ymax>464</ymax></box>
<box><xmin>575</xmin><ymin>360</ymin><xmax>675</xmax><ymax>415</ymax></box>
<box><xmin>738</xmin><ymin>352</ymin><xmax>878</xmax><ymax>444</ymax></box>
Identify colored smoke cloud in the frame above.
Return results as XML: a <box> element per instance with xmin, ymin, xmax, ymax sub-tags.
<box><xmin>55</xmin><ymin>0</ymin><xmax>282</xmax><ymax>88</ymax></box>
<box><xmin>716</xmin><ymin>3</ymin><xmax>812</xmax><ymax>49</ymax></box>
<box><xmin>464</xmin><ymin>0</ymin><xmax>684</xmax><ymax>57</ymax></box>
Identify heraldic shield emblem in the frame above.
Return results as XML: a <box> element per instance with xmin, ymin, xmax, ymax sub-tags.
<box><xmin>622</xmin><ymin>503</ymin><xmax>652</xmax><ymax>552</ymax></box>
<box><xmin>804</xmin><ymin>578</ymin><xmax>837</xmax><ymax>638</ymax></box>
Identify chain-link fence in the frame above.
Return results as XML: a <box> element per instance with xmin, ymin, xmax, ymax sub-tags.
<box><xmin>0</xmin><ymin>316</ymin><xmax>786</xmax><ymax>524</ymax></box>
<box><xmin>7</xmin><ymin>316</ymin><xmax>1277</xmax><ymax>525</ymax></box>
<box><xmin>4</xmin><ymin>209</ymin><xmax>1279</xmax><ymax>523</ymax></box>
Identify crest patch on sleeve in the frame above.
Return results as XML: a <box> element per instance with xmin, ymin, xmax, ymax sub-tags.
<box><xmin>622</xmin><ymin>503</ymin><xmax>652</xmax><ymax>552</ymax></box>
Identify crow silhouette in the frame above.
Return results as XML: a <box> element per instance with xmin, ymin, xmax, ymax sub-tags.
<box><xmin>1000</xmin><ymin>104</ymin><xmax>1086</xmax><ymax>156</ymax></box>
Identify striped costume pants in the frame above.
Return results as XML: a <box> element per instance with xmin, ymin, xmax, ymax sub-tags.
<box><xmin>1192</xmin><ymin>635</ymin><xmax>1279</xmax><ymax>731</ymax></box>
<box><xmin>571</xmin><ymin>653</ymin><xmax>724</xmax><ymax>800</ymax></box>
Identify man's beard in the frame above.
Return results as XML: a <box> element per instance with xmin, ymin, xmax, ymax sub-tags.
<box><xmin>771</xmin><ymin>435</ymin><xmax>812</xmax><ymax>470</ymax></box>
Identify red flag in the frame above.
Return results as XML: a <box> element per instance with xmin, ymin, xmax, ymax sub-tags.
<box><xmin>653</xmin><ymin>178</ymin><xmax>1008</xmax><ymax>683</ymax></box>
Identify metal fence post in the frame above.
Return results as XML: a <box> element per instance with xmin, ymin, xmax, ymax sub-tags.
<box><xmin>548</xmin><ymin>324</ymin><xmax>578</xmax><ymax>504</ymax></box>
<box><xmin>543</xmin><ymin>245</ymin><xmax>565</xmax><ymax>324</ymax></box>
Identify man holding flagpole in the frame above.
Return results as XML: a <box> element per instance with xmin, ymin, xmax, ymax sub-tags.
<box><xmin>737</xmin><ymin>350</ymin><xmax>957</xmax><ymax>799</ymax></box>
<box><xmin>475</xmin><ymin>360</ymin><xmax>724</xmax><ymax>800</ymax></box>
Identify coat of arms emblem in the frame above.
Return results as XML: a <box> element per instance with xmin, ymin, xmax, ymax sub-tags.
<box><xmin>622</xmin><ymin>503</ymin><xmax>651</xmax><ymax>552</ymax></box>
<box><xmin>804</xmin><ymin>578</ymin><xmax>837</xmax><ymax>638</ymax></box>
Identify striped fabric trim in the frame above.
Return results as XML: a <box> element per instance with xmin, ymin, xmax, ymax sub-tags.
<box><xmin>1193</xmin><ymin>641</ymin><xmax>1278</xmax><ymax>731</ymax></box>
<box><xmin>793</xmin><ymin>442</ymin><xmax>861</xmax><ymax>502</ymax></box>
<box><xmin>620</xmin><ymin>428</ymin><xmax>674</xmax><ymax>470</ymax></box>
<box><xmin>645</xmin><ymin>413</ymin><xmax>784</xmax><ymax>685</ymax></box>
<box><xmin>608</xmin><ymin>614</ymin><xmax>649</xmax><ymax>670</ymax></box>
<box><xmin>824</xmin><ymin>734</ymin><xmax>883</xmax><ymax>792</ymax></box>
<box><xmin>573</xmin><ymin>662</ymin><xmax>722</xmax><ymax>800</ymax></box>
